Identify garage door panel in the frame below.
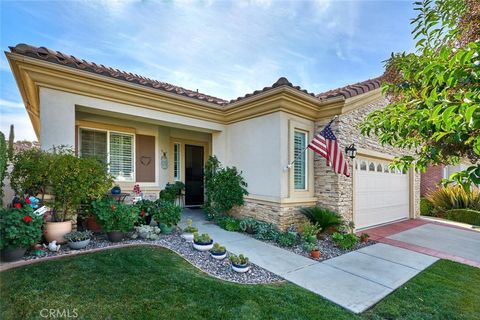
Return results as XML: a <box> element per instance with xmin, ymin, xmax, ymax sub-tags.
<box><xmin>354</xmin><ymin>157</ymin><xmax>410</xmax><ymax>229</ymax></box>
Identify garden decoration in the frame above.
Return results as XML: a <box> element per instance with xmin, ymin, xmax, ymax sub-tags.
<box><xmin>47</xmin><ymin>241</ymin><xmax>61</xmax><ymax>252</ymax></box>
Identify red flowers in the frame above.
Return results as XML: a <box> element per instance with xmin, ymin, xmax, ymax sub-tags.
<box><xmin>25</xmin><ymin>197</ymin><xmax>31</xmax><ymax>204</ymax></box>
<box><xmin>140</xmin><ymin>210</ymin><xmax>145</xmax><ymax>217</ymax></box>
<box><xmin>111</xmin><ymin>205</ymin><xmax>116</xmax><ymax>211</ymax></box>
<box><xmin>23</xmin><ymin>215</ymin><xmax>33</xmax><ymax>223</ymax></box>
<box><xmin>14</xmin><ymin>203</ymin><xmax>22</xmax><ymax>209</ymax></box>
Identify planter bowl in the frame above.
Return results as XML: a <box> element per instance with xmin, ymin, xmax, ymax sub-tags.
<box><xmin>67</xmin><ymin>239</ymin><xmax>91</xmax><ymax>250</ymax></box>
<box><xmin>0</xmin><ymin>247</ymin><xmax>27</xmax><ymax>262</ymax></box>
<box><xmin>210</xmin><ymin>251</ymin><xmax>227</xmax><ymax>260</ymax></box>
<box><xmin>107</xmin><ymin>231</ymin><xmax>124</xmax><ymax>242</ymax></box>
<box><xmin>44</xmin><ymin>221</ymin><xmax>72</xmax><ymax>244</ymax></box>
<box><xmin>231</xmin><ymin>263</ymin><xmax>250</xmax><ymax>273</ymax></box>
<box><xmin>193</xmin><ymin>241</ymin><xmax>214</xmax><ymax>251</ymax></box>
<box><xmin>181</xmin><ymin>233</ymin><xmax>194</xmax><ymax>242</ymax></box>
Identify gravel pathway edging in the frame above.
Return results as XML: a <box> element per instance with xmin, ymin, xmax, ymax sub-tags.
<box><xmin>0</xmin><ymin>231</ymin><xmax>284</xmax><ymax>285</ymax></box>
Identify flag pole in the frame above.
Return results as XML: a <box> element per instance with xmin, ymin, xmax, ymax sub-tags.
<box><xmin>285</xmin><ymin>115</ymin><xmax>338</xmax><ymax>170</ymax></box>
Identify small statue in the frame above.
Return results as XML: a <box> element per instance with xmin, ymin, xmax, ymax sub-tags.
<box><xmin>46</xmin><ymin>241</ymin><xmax>61</xmax><ymax>252</ymax></box>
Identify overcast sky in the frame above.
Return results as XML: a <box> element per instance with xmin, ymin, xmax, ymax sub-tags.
<box><xmin>0</xmin><ymin>0</ymin><xmax>415</xmax><ymax>141</ymax></box>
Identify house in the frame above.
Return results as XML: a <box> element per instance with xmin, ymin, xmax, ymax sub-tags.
<box><xmin>421</xmin><ymin>163</ymin><xmax>473</xmax><ymax>196</ymax></box>
<box><xmin>6</xmin><ymin>43</ymin><xmax>420</xmax><ymax>230</ymax></box>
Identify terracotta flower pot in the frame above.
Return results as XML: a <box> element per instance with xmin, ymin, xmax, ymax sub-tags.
<box><xmin>310</xmin><ymin>249</ymin><xmax>321</xmax><ymax>259</ymax></box>
<box><xmin>0</xmin><ymin>247</ymin><xmax>27</xmax><ymax>262</ymax></box>
<box><xmin>361</xmin><ymin>237</ymin><xmax>369</xmax><ymax>243</ymax></box>
<box><xmin>44</xmin><ymin>221</ymin><xmax>72</xmax><ymax>244</ymax></box>
<box><xmin>86</xmin><ymin>216</ymin><xmax>102</xmax><ymax>232</ymax></box>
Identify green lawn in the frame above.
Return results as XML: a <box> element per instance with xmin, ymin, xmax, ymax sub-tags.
<box><xmin>1</xmin><ymin>246</ymin><xmax>478</xmax><ymax>320</ymax></box>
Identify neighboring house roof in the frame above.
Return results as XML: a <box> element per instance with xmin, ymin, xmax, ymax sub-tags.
<box><xmin>8</xmin><ymin>43</ymin><xmax>382</xmax><ymax>107</ymax></box>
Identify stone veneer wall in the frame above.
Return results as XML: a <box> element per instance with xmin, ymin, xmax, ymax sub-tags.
<box><xmin>314</xmin><ymin>98</ymin><xmax>421</xmax><ymax>226</ymax></box>
<box><xmin>231</xmin><ymin>200</ymin><xmax>308</xmax><ymax>231</ymax></box>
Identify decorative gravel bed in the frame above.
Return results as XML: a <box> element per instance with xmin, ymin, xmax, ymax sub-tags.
<box><xmin>14</xmin><ymin>230</ymin><xmax>283</xmax><ymax>285</ymax></box>
<box><xmin>244</xmin><ymin>232</ymin><xmax>376</xmax><ymax>261</ymax></box>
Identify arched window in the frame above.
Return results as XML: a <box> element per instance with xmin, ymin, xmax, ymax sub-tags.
<box><xmin>360</xmin><ymin>161</ymin><xmax>367</xmax><ymax>171</ymax></box>
<box><xmin>369</xmin><ymin>162</ymin><xmax>375</xmax><ymax>172</ymax></box>
<box><xmin>377</xmin><ymin>164</ymin><xmax>383</xmax><ymax>172</ymax></box>
<box><xmin>383</xmin><ymin>164</ymin><xmax>389</xmax><ymax>173</ymax></box>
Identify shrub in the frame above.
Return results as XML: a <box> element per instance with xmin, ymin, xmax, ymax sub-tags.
<box><xmin>216</xmin><ymin>216</ymin><xmax>241</xmax><ymax>232</ymax></box>
<box><xmin>302</xmin><ymin>242</ymin><xmax>316</xmax><ymax>252</ymax></box>
<box><xmin>159</xmin><ymin>183</ymin><xmax>178</xmax><ymax>204</ymax></box>
<box><xmin>300</xmin><ymin>221</ymin><xmax>321</xmax><ymax>244</ymax></box>
<box><xmin>0</xmin><ymin>206</ymin><xmax>44</xmax><ymax>249</ymax></box>
<box><xmin>153</xmin><ymin>200</ymin><xmax>181</xmax><ymax>227</ymax></box>
<box><xmin>10</xmin><ymin>148</ymin><xmax>51</xmax><ymax>199</ymax></box>
<box><xmin>239</xmin><ymin>218</ymin><xmax>258</xmax><ymax>234</ymax></box>
<box><xmin>230</xmin><ymin>254</ymin><xmax>248</xmax><ymax>265</ymax></box>
<box><xmin>133</xmin><ymin>225</ymin><xmax>161</xmax><ymax>240</ymax></box>
<box><xmin>332</xmin><ymin>232</ymin><xmax>358</xmax><ymax>250</ymax></box>
<box><xmin>92</xmin><ymin>198</ymin><xmax>139</xmax><ymax>232</ymax></box>
<box><xmin>444</xmin><ymin>209</ymin><xmax>480</xmax><ymax>226</ymax></box>
<box><xmin>64</xmin><ymin>230</ymin><xmax>92</xmax><ymax>242</ymax></box>
<box><xmin>300</xmin><ymin>207</ymin><xmax>343</xmax><ymax>232</ymax></box>
<box><xmin>204</xmin><ymin>156</ymin><xmax>248</xmax><ymax>218</ymax></box>
<box><xmin>426</xmin><ymin>185</ymin><xmax>480</xmax><ymax>213</ymax></box>
<box><xmin>255</xmin><ymin>222</ymin><xmax>279</xmax><ymax>241</ymax></box>
<box><xmin>276</xmin><ymin>232</ymin><xmax>297</xmax><ymax>247</ymax></box>
<box><xmin>420</xmin><ymin>197</ymin><xmax>435</xmax><ymax>216</ymax></box>
<box><xmin>134</xmin><ymin>199</ymin><xmax>159</xmax><ymax>223</ymax></box>
<box><xmin>0</xmin><ymin>131</ymin><xmax>7</xmax><ymax>207</ymax></box>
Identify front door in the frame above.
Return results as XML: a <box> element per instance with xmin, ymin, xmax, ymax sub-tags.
<box><xmin>185</xmin><ymin>145</ymin><xmax>204</xmax><ymax>206</ymax></box>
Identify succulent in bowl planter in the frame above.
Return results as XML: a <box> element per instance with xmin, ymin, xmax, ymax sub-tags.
<box><xmin>360</xmin><ymin>233</ymin><xmax>370</xmax><ymax>243</ymax></box>
<box><xmin>181</xmin><ymin>219</ymin><xmax>198</xmax><ymax>242</ymax></box>
<box><xmin>230</xmin><ymin>254</ymin><xmax>250</xmax><ymax>273</ymax></box>
<box><xmin>64</xmin><ymin>230</ymin><xmax>92</xmax><ymax>250</ymax></box>
<box><xmin>193</xmin><ymin>232</ymin><xmax>213</xmax><ymax>251</ymax></box>
<box><xmin>209</xmin><ymin>242</ymin><xmax>227</xmax><ymax>260</ymax></box>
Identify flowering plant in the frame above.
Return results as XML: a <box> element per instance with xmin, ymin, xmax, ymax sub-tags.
<box><xmin>0</xmin><ymin>206</ymin><xmax>44</xmax><ymax>249</ymax></box>
<box><xmin>133</xmin><ymin>184</ymin><xmax>142</xmax><ymax>196</ymax></box>
<box><xmin>91</xmin><ymin>198</ymin><xmax>139</xmax><ymax>232</ymax></box>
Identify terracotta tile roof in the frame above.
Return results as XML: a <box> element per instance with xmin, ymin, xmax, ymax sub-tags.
<box><xmin>316</xmin><ymin>76</ymin><xmax>383</xmax><ymax>100</ymax></box>
<box><xmin>9</xmin><ymin>43</ymin><xmax>382</xmax><ymax>106</ymax></box>
<box><xmin>9</xmin><ymin>43</ymin><xmax>229</xmax><ymax>106</ymax></box>
<box><xmin>229</xmin><ymin>77</ymin><xmax>316</xmax><ymax>103</ymax></box>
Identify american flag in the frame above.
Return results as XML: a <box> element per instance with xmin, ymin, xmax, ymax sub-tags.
<box><xmin>308</xmin><ymin>124</ymin><xmax>350</xmax><ymax>177</ymax></box>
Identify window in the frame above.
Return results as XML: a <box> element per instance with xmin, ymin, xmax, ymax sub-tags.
<box><xmin>384</xmin><ymin>164</ymin><xmax>389</xmax><ymax>173</ymax></box>
<box><xmin>360</xmin><ymin>161</ymin><xmax>367</xmax><ymax>171</ymax></box>
<box><xmin>294</xmin><ymin>131</ymin><xmax>307</xmax><ymax>190</ymax></box>
<box><xmin>79</xmin><ymin>128</ymin><xmax>134</xmax><ymax>181</ymax></box>
<box><xmin>369</xmin><ymin>162</ymin><xmax>376</xmax><ymax>171</ymax></box>
<box><xmin>377</xmin><ymin>164</ymin><xmax>383</xmax><ymax>172</ymax></box>
<box><xmin>173</xmin><ymin>143</ymin><xmax>181</xmax><ymax>181</ymax></box>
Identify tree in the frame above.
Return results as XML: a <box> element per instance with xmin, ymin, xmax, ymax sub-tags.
<box><xmin>360</xmin><ymin>0</ymin><xmax>480</xmax><ymax>190</ymax></box>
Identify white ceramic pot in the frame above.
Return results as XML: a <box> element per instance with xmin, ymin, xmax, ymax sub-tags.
<box><xmin>193</xmin><ymin>241</ymin><xmax>213</xmax><ymax>251</ymax></box>
<box><xmin>67</xmin><ymin>239</ymin><xmax>90</xmax><ymax>250</ymax></box>
<box><xmin>182</xmin><ymin>233</ymin><xmax>194</xmax><ymax>242</ymax></box>
<box><xmin>231</xmin><ymin>263</ymin><xmax>250</xmax><ymax>273</ymax></box>
<box><xmin>210</xmin><ymin>251</ymin><xmax>227</xmax><ymax>260</ymax></box>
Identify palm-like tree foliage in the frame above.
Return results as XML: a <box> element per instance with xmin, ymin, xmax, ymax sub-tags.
<box><xmin>300</xmin><ymin>207</ymin><xmax>343</xmax><ymax>232</ymax></box>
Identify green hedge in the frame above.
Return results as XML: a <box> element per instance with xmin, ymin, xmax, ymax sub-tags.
<box><xmin>0</xmin><ymin>132</ymin><xmax>6</xmax><ymax>206</ymax></box>
<box><xmin>444</xmin><ymin>209</ymin><xmax>480</xmax><ymax>226</ymax></box>
<box><xmin>420</xmin><ymin>197</ymin><xmax>434</xmax><ymax>216</ymax></box>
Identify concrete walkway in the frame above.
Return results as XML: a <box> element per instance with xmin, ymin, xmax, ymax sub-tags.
<box><xmin>364</xmin><ymin>219</ymin><xmax>480</xmax><ymax>268</ymax></box>
<box><xmin>181</xmin><ymin>209</ymin><xmax>438</xmax><ymax>313</ymax></box>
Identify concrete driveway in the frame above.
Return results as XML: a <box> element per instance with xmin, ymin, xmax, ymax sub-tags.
<box><xmin>365</xmin><ymin>219</ymin><xmax>480</xmax><ymax>268</ymax></box>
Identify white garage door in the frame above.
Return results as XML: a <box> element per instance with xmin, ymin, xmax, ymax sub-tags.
<box><xmin>354</xmin><ymin>157</ymin><xmax>410</xmax><ymax>229</ymax></box>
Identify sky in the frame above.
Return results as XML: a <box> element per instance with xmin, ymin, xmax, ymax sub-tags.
<box><xmin>0</xmin><ymin>0</ymin><xmax>415</xmax><ymax>141</ymax></box>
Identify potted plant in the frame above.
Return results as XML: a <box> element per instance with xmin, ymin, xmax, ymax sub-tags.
<box><xmin>64</xmin><ymin>230</ymin><xmax>92</xmax><ymax>250</ymax></box>
<box><xmin>209</xmin><ymin>242</ymin><xmax>227</xmax><ymax>260</ymax></box>
<box><xmin>230</xmin><ymin>254</ymin><xmax>249</xmax><ymax>273</ymax></box>
<box><xmin>310</xmin><ymin>247</ymin><xmax>321</xmax><ymax>259</ymax></box>
<box><xmin>181</xmin><ymin>218</ymin><xmax>198</xmax><ymax>241</ymax></box>
<box><xmin>193</xmin><ymin>232</ymin><xmax>213</xmax><ymax>251</ymax></box>
<box><xmin>44</xmin><ymin>148</ymin><xmax>112</xmax><ymax>244</ymax></box>
<box><xmin>0</xmin><ymin>205</ymin><xmax>44</xmax><ymax>262</ymax></box>
<box><xmin>134</xmin><ymin>199</ymin><xmax>158</xmax><ymax>226</ymax></box>
<box><xmin>360</xmin><ymin>233</ymin><xmax>370</xmax><ymax>243</ymax></box>
<box><xmin>153</xmin><ymin>200</ymin><xmax>181</xmax><ymax>234</ymax></box>
<box><xmin>92</xmin><ymin>198</ymin><xmax>139</xmax><ymax>242</ymax></box>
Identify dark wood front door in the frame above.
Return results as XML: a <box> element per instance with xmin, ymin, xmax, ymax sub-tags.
<box><xmin>185</xmin><ymin>145</ymin><xmax>204</xmax><ymax>206</ymax></box>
